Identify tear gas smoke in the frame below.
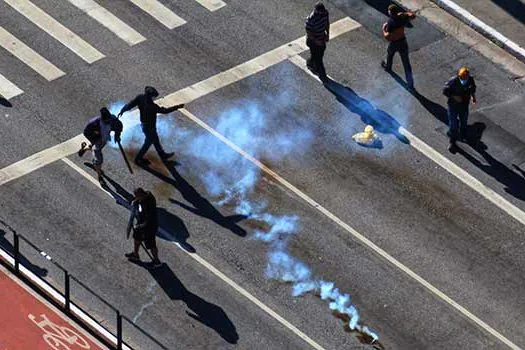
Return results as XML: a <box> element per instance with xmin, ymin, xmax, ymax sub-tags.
<box><xmin>107</xmin><ymin>75</ymin><xmax>379</xmax><ymax>342</ymax></box>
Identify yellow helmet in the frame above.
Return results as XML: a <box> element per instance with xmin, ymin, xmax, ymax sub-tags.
<box><xmin>364</xmin><ymin>125</ymin><xmax>374</xmax><ymax>134</ymax></box>
<box><xmin>458</xmin><ymin>66</ymin><xmax>470</xmax><ymax>78</ymax></box>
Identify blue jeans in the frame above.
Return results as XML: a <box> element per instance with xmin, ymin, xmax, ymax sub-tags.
<box><xmin>136</xmin><ymin>125</ymin><xmax>166</xmax><ymax>161</ymax></box>
<box><xmin>447</xmin><ymin>104</ymin><xmax>469</xmax><ymax>142</ymax></box>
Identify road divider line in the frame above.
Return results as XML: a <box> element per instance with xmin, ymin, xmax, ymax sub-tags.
<box><xmin>5</xmin><ymin>0</ymin><xmax>105</xmax><ymax>64</ymax></box>
<box><xmin>127</xmin><ymin>0</ymin><xmax>186</xmax><ymax>29</ymax></box>
<box><xmin>66</xmin><ymin>0</ymin><xmax>146</xmax><ymax>46</ymax></box>
<box><xmin>192</xmin><ymin>0</ymin><xmax>226</xmax><ymax>12</ymax></box>
<box><xmin>287</xmin><ymin>56</ymin><xmax>521</xmax><ymax>349</ymax></box>
<box><xmin>0</xmin><ymin>26</ymin><xmax>65</xmax><ymax>81</ymax></box>
<box><xmin>0</xmin><ymin>135</ymin><xmax>85</xmax><ymax>186</ymax></box>
<box><xmin>0</xmin><ymin>17</ymin><xmax>360</xmax><ymax>185</ymax></box>
<box><xmin>61</xmin><ymin>157</ymin><xmax>326</xmax><ymax>350</ymax></box>
<box><xmin>0</xmin><ymin>73</ymin><xmax>23</xmax><ymax>99</ymax></box>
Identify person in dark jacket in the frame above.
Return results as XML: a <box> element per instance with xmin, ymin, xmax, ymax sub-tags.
<box><xmin>381</xmin><ymin>4</ymin><xmax>416</xmax><ymax>90</ymax></box>
<box><xmin>118</xmin><ymin>86</ymin><xmax>184</xmax><ymax>166</ymax></box>
<box><xmin>443</xmin><ymin>66</ymin><xmax>477</xmax><ymax>152</ymax></box>
<box><xmin>83</xmin><ymin>107</ymin><xmax>123</xmax><ymax>182</ymax></box>
<box><xmin>305</xmin><ymin>2</ymin><xmax>330</xmax><ymax>82</ymax></box>
<box><xmin>125</xmin><ymin>188</ymin><xmax>161</xmax><ymax>267</ymax></box>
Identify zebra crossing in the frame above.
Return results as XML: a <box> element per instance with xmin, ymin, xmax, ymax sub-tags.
<box><xmin>0</xmin><ymin>0</ymin><xmax>227</xmax><ymax>100</ymax></box>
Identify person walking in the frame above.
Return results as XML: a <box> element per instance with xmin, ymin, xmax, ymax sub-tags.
<box><xmin>83</xmin><ymin>107</ymin><xmax>123</xmax><ymax>183</ymax></box>
<box><xmin>443</xmin><ymin>66</ymin><xmax>477</xmax><ymax>152</ymax></box>
<box><xmin>305</xmin><ymin>2</ymin><xmax>330</xmax><ymax>82</ymax></box>
<box><xmin>118</xmin><ymin>86</ymin><xmax>184</xmax><ymax>166</ymax></box>
<box><xmin>381</xmin><ymin>4</ymin><xmax>416</xmax><ymax>90</ymax></box>
<box><xmin>125</xmin><ymin>188</ymin><xmax>162</xmax><ymax>267</ymax></box>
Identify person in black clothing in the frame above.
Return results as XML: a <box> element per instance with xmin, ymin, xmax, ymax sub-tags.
<box><xmin>305</xmin><ymin>2</ymin><xmax>330</xmax><ymax>82</ymax></box>
<box><xmin>381</xmin><ymin>4</ymin><xmax>416</xmax><ymax>90</ymax></box>
<box><xmin>443</xmin><ymin>66</ymin><xmax>477</xmax><ymax>152</ymax></box>
<box><xmin>118</xmin><ymin>86</ymin><xmax>184</xmax><ymax>166</ymax></box>
<box><xmin>125</xmin><ymin>187</ymin><xmax>161</xmax><ymax>266</ymax></box>
<box><xmin>83</xmin><ymin>107</ymin><xmax>123</xmax><ymax>183</ymax></box>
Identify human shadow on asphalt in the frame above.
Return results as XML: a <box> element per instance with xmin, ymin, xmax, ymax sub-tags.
<box><xmin>156</xmin><ymin>208</ymin><xmax>196</xmax><ymax>253</ymax></box>
<box><xmin>0</xmin><ymin>95</ymin><xmax>12</xmax><ymax>107</ymax></box>
<box><xmin>455</xmin><ymin>122</ymin><xmax>525</xmax><ymax>201</ymax></box>
<box><xmin>0</xmin><ymin>230</ymin><xmax>48</xmax><ymax>277</ymax></box>
<box><xmin>491</xmin><ymin>0</ymin><xmax>525</xmax><ymax>24</ymax></box>
<box><xmin>323</xmin><ymin>78</ymin><xmax>410</xmax><ymax>144</ymax></box>
<box><xmin>388</xmin><ymin>71</ymin><xmax>449</xmax><ymax>125</ymax></box>
<box><xmin>131</xmin><ymin>261</ymin><xmax>239</xmax><ymax>344</ymax></box>
<box><xmin>93</xmin><ymin>168</ymin><xmax>198</xmax><ymax>250</ymax></box>
<box><xmin>138</xmin><ymin>162</ymin><xmax>248</xmax><ymax>237</ymax></box>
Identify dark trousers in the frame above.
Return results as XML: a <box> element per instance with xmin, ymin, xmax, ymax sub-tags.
<box><xmin>306</xmin><ymin>38</ymin><xmax>327</xmax><ymax>79</ymax></box>
<box><xmin>447</xmin><ymin>103</ymin><xmax>469</xmax><ymax>143</ymax></box>
<box><xmin>136</xmin><ymin>124</ymin><xmax>166</xmax><ymax>161</ymax></box>
<box><xmin>385</xmin><ymin>39</ymin><xmax>414</xmax><ymax>87</ymax></box>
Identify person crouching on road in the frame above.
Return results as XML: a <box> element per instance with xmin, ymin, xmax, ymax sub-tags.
<box><xmin>83</xmin><ymin>107</ymin><xmax>123</xmax><ymax>183</ymax></box>
<box><xmin>305</xmin><ymin>2</ymin><xmax>330</xmax><ymax>82</ymax></box>
<box><xmin>381</xmin><ymin>4</ymin><xmax>416</xmax><ymax>90</ymax></box>
<box><xmin>126</xmin><ymin>188</ymin><xmax>161</xmax><ymax>267</ymax></box>
<box><xmin>118</xmin><ymin>86</ymin><xmax>184</xmax><ymax>167</ymax></box>
<box><xmin>443</xmin><ymin>66</ymin><xmax>477</xmax><ymax>152</ymax></box>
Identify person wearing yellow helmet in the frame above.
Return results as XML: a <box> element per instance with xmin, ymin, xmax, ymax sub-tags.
<box><xmin>443</xmin><ymin>66</ymin><xmax>477</xmax><ymax>152</ymax></box>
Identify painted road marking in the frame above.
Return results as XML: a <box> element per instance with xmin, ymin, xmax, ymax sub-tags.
<box><xmin>127</xmin><ymin>0</ymin><xmax>186</xmax><ymax>29</ymax></box>
<box><xmin>0</xmin><ymin>26</ymin><xmax>65</xmax><ymax>81</ymax></box>
<box><xmin>0</xmin><ymin>249</ymin><xmax>132</xmax><ymax>349</ymax></box>
<box><xmin>0</xmin><ymin>17</ymin><xmax>359</xmax><ymax>186</ymax></box>
<box><xmin>0</xmin><ymin>73</ymin><xmax>24</xmax><ymax>99</ymax></box>
<box><xmin>66</xmin><ymin>0</ymin><xmax>146</xmax><ymax>46</ymax></box>
<box><xmin>288</xmin><ymin>56</ymin><xmax>521</xmax><ymax>349</ymax></box>
<box><xmin>0</xmin><ymin>135</ymin><xmax>85</xmax><ymax>186</ymax></box>
<box><xmin>192</xmin><ymin>0</ymin><xmax>226</xmax><ymax>12</ymax></box>
<box><xmin>5</xmin><ymin>0</ymin><xmax>105</xmax><ymax>64</ymax></box>
<box><xmin>61</xmin><ymin>157</ymin><xmax>326</xmax><ymax>350</ymax></box>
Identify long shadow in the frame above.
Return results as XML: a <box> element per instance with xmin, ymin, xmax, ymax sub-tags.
<box><xmin>90</xmin><ymin>166</ymin><xmax>197</xmax><ymax>249</ymax></box>
<box><xmin>0</xmin><ymin>230</ymin><xmax>47</xmax><ymax>277</ymax></box>
<box><xmin>131</xmin><ymin>262</ymin><xmax>239</xmax><ymax>344</ymax></box>
<box><xmin>323</xmin><ymin>78</ymin><xmax>410</xmax><ymax>144</ymax></box>
<box><xmin>389</xmin><ymin>71</ymin><xmax>449</xmax><ymax>125</ymax></box>
<box><xmin>491</xmin><ymin>0</ymin><xmax>525</xmax><ymax>24</ymax></box>
<box><xmin>139</xmin><ymin>162</ymin><xmax>247</xmax><ymax>237</ymax></box>
<box><xmin>0</xmin><ymin>94</ymin><xmax>12</xmax><ymax>107</ymax></box>
<box><xmin>455</xmin><ymin>122</ymin><xmax>525</xmax><ymax>201</ymax></box>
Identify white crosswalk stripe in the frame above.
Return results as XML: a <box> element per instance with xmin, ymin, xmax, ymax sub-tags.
<box><xmin>66</xmin><ymin>0</ymin><xmax>146</xmax><ymax>46</ymax></box>
<box><xmin>127</xmin><ymin>0</ymin><xmax>186</xmax><ymax>29</ymax></box>
<box><xmin>193</xmin><ymin>0</ymin><xmax>226</xmax><ymax>12</ymax></box>
<box><xmin>0</xmin><ymin>26</ymin><xmax>65</xmax><ymax>81</ymax></box>
<box><xmin>0</xmin><ymin>73</ymin><xmax>23</xmax><ymax>99</ymax></box>
<box><xmin>4</xmin><ymin>0</ymin><xmax>105</xmax><ymax>64</ymax></box>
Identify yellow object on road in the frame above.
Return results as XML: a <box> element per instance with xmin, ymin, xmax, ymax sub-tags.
<box><xmin>352</xmin><ymin>125</ymin><xmax>380</xmax><ymax>146</ymax></box>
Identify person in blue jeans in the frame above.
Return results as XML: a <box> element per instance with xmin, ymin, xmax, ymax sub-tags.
<box><xmin>443</xmin><ymin>67</ymin><xmax>477</xmax><ymax>152</ymax></box>
<box><xmin>118</xmin><ymin>86</ymin><xmax>184</xmax><ymax>166</ymax></box>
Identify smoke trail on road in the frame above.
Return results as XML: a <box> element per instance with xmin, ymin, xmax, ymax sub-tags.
<box><xmin>107</xmin><ymin>68</ymin><xmax>380</xmax><ymax>343</ymax></box>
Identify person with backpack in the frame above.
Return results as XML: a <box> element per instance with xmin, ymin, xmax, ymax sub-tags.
<box><xmin>443</xmin><ymin>66</ymin><xmax>477</xmax><ymax>152</ymax></box>
<box><xmin>305</xmin><ymin>2</ymin><xmax>330</xmax><ymax>82</ymax></box>
<box><xmin>381</xmin><ymin>4</ymin><xmax>416</xmax><ymax>91</ymax></box>
<box><xmin>83</xmin><ymin>107</ymin><xmax>123</xmax><ymax>183</ymax></box>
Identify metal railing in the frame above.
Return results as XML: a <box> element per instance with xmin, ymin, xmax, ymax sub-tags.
<box><xmin>0</xmin><ymin>220</ymin><xmax>168</xmax><ymax>350</ymax></box>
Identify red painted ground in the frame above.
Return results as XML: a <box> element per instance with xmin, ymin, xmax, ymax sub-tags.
<box><xmin>0</xmin><ymin>267</ymin><xmax>105</xmax><ymax>350</ymax></box>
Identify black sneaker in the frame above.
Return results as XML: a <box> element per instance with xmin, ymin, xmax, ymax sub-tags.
<box><xmin>135</xmin><ymin>158</ymin><xmax>150</xmax><ymax>166</ymax></box>
<box><xmin>160</xmin><ymin>152</ymin><xmax>174</xmax><ymax>160</ymax></box>
<box><xmin>125</xmin><ymin>252</ymin><xmax>140</xmax><ymax>262</ymax></box>
<box><xmin>448</xmin><ymin>142</ymin><xmax>458</xmax><ymax>154</ymax></box>
<box><xmin>381</xmin><ymin>61</ymin><xmax>392</xmax><ymax>73</ymax></box>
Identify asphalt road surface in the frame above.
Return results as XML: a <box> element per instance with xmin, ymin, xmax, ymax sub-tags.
<box><xmin>2</xmin><ymin>0</ymin><xmax>525</xmax><ymax>349</ymax></box>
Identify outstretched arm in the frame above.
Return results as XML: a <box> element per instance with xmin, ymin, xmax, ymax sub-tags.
<box><xmin>118</xmin><ymin>96</ymin><xmax>139</xmax><ymax>117</ymax></box>
<box><xmin>157</xmin><ymin>103</ymin><xmax>185</xmax><ymax>114</ymax></box>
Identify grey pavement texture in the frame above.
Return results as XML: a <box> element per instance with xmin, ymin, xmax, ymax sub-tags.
<box><xmin>2</xmin><ymin>0</ymin><xmax>525</xmax><ymax>349</ymax></box>
<box><xmin>446</xmin><ymin>0</ymin><xmax>525</xmax><ymax>50</ymax></box>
